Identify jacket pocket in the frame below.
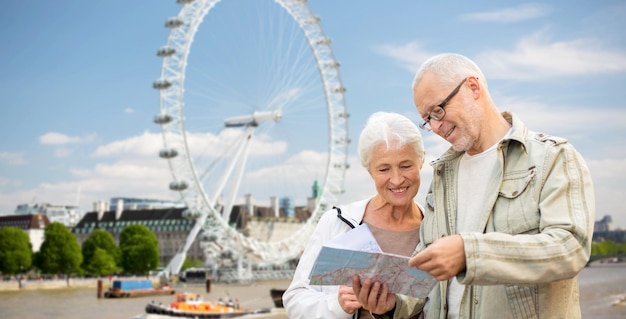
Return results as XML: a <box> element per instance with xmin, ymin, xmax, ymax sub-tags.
<box><xmin>504</xmin><ymin>285</ymin><xmax>538</xmax><ymax>319</ymax></box>
<box><xmin>492</xmin><ymin>166</ymin><xmax>539</xmax><ymax>235</ymax></box>
<box><xmin>420</xmin><ymin>193</ymin><xmax>438</xmax><ymax>246</ymax></box>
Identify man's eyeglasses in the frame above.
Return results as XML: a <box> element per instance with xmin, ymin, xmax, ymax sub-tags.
<box><xmin>419</xmin><ymin>78</ymin><xmax>467</xmax><ymax>131</ymax></box>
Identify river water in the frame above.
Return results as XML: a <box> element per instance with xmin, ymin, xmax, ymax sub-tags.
<box><xmin>0</xmin><ymin>264</ymin><xmax>624</xmax><ymax>319</ymax></box>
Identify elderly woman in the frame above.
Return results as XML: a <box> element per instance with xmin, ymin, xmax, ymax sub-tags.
<box><xmin>283</xmin><ymin>111</ymin><xmax>427</xmax><ymax>319</ymax></box>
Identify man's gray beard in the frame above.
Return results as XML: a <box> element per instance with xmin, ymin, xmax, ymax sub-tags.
<box><xmin>451</xmin><ymin>134</ymin><xmax>473</xmax><ymax>153</ymax></box>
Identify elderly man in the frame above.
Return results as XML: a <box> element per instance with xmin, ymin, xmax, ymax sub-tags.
<box><xmin>354</xmin><ymin>53</ymin><xmax>595</xmax><ymax>319</ymax></box>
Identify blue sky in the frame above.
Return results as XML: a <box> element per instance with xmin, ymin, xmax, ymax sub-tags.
<box><xmin>1</xmin><ymin>1</ymin><xmax>625</xmax><ymax>229</ymax></box>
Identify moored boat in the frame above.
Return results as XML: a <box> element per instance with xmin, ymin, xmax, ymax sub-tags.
<box><xmin>104</xmin><ymin>279</ymin><xmax>175</xmax><ymax>298</ymax></box>
<box><xmin>145</xmin><ymin>292</ymin><xmax>271</xmax><ymax>318</ymax></box>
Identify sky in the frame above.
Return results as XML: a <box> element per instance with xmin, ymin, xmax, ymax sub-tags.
<box><xmin>1</xmin><ymin>1</ymin><xmax>625</xmax><ymax>229</ymax></box>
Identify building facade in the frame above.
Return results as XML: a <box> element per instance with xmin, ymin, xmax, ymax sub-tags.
<box><xmin>0</xmin><ymin>214</ymin><xmax>50</xmax><ymax>252</ymax></box>
<box><xmin>73</xmin><ymin>205</ymin><xmax>204</xmax><ymax>267</ymax></box>
<box><xmin>14</xmin><ymin>203</ymin><xmax>83</xmax><ymax>228</ymax></box>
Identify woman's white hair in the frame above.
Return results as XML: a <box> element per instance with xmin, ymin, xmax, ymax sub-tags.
<box><xmin>358</xmin><ymin>111</ymin><xmax>425</xmax><ymax>169</ymax></box>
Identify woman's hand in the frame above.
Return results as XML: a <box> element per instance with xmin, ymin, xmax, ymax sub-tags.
<box><xmin>338</xmin><ymin>285</ymin><xmax>363</xmax><ymax>314</ymax></box>
<box><xmin>352</xmin><ymin>275</ymin><xmax>396</xmax><ymax>314</ymax></box>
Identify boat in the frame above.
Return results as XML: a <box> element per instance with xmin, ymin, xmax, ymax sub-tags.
<box><xmin>145</xmin><ymin>292</ymin><xmax>271</xmax><ymax>318</ymax></box>
<box><xmin>104</xmin><ymin>279</ymin><xmax>175</xmax><ymax>298</ymax></box>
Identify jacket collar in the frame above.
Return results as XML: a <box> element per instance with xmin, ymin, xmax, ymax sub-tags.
<box><xmin>431</xmin><ymin>111</ymin><xmax>528</xmax><ymax>165</ymax></box>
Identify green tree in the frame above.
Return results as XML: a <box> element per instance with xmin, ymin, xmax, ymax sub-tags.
<box><xmin>38</xmin><ymin>222</ymin><xmax>82</xmax><ymax>278</ymax></box>
<box><xmin>0</xmin><ymin>227</ymin><xmax>32</xmax><ymax>275</ymax></box>
<box><xmin>81</xmin><ymin>229</ymin><xmax>120</xmax><ymax>275</ymax></box>
<box><xmin>119</xmin><ymin>224</ymin><xmax>159</xmax><ymax>275</ymax></box>
<box><xmin>86</xmin><ymin>248</ymin><xmax>118</xmax><ymax>276</ymax></box>
<box><xmin>181</xmin><ymin>257</ymin><xmax>204</xmax><ymax>271</ymax></box>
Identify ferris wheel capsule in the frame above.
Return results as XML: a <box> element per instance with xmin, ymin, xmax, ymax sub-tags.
<box><xmin>159</xmin><ymin>148</ymin><xmax>178</xmax><ymax>159</ymax></box>
<box><xmin>165</xmin><ymin>17</ymin><xmax>184</xmax><ymax>28</ymax></box>
<box><xmin>153</xmin><ymin>113</ymin><xmax>173</xmax><ymax>124</ymax></box>
<box><xmin>169</xmin><ymin>181</ymin><xmax>188</xmax><ymax>191</ymax></box>
<box><xmin>153</xmin><ymin>79</ymin><xmax>172</xmax><ymax>90</ymax></box>
<box><xmin>156</xmin><ymin>46</ymin><xmax>176</xmax><ymax>57</ymax></box>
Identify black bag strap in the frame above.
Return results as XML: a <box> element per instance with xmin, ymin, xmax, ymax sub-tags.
<box><xmin>334</xmin><ymin>206</ymin><xmax>356</xmax><ymax>229</ymax></box>
<box><xmin>333</xmin><ymin>206</ymin><xmax>363</xmax><ymax>319</ymax></box>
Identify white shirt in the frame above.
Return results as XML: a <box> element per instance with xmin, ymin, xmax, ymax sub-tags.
<box><xmin>447</xmin><ymin>142</ymin><xmax>500</xmax><ymax>319</ymax></box>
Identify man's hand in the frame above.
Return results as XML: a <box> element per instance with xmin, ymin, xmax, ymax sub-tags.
<box><xmin>352</xmin><ymin>275</ymin><xmax>396</xmax><ymax>314</ymax></box>
<box><xmin>338</xmin><ymin>285</ymin><xmax>362</xmax><ymax>314</ymax></box>
<box><xmin>408</xmin><ymin>234</ymin><xmax>466</xmax><ymax>281</ymax></box>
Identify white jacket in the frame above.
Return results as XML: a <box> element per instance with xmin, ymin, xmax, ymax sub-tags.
<box><xmin>283</xmin><ymin>199</ymin><xmax>369</xmax><ymax>319</ymax></box>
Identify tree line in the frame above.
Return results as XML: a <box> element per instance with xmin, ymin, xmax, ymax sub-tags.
<box><xmin>0</xmin><ymin>222</ymin><xmax>160</xmax><ymax>278</ymax></box>
<box><xmin>591</xmin><ymin>240</ymin><xmax>626</xmax><ymax>256</ymax></box>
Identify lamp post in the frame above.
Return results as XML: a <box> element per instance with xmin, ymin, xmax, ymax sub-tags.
<box><xmin>18</xmin><ymin>265</ymin><xmax>23</xmax><ymax>289</ymax></box>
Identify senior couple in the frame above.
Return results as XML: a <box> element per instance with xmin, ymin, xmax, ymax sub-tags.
<box><xmin>282</xmin><ymin>53</ymin><xmax>596</xmax><ymax>319</ymax></box>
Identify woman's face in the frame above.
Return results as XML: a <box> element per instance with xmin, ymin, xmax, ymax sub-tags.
<box><xmin>368</xmin><ymin>142</ymin><xmax>422</xmax><ymax>207</ymax></box>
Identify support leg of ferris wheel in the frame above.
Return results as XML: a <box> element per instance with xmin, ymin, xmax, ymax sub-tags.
<box><xmin>162</xmin><ymin>140</ymin><xmax>246</xmax><ymax>279</ymax></box>
<box><xmin>162</xmin><ymin>111</ymin><xmax>281</xmax><ymax>279</ymax></box>
<box><xmin>162</xmin><ymin>206</ymin><xmax>209</xmax><ymax>278</ymax></box>
<box><xmin>219</xmin><ymin>110</ymin><xmax>281</xmax><ymax>221</ymax></box>
<box><xmin>220</xmin><ymin>126</ymin><xmax>254</xmax><ymax>222</ymax></box>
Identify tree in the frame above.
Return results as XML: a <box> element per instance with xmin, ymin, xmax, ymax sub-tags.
<box><xmin>86</xmin><ymin>248</ymin><xmax>118</xmax><ymax>276</ymax></box>
<box><xmin>37</xmin><ymin>222</ymin><xmax>82</xmax><ymax>279</ymax></box>
<box><xmin>0</xmin><ymin>227</ymin><xmax>32</xmax><ymax>275</ymax></box>
<box><xmin>82</xmin><ymin>229</ymin><xmax>120</xmax><ymax>276</ymax></box>
<box><xmin>119</xmin><ymin>224</ymin><xmax>159</xmax><ymax>275</ymax></box>
<box><xmin>181</xmin><ymin>257</ymin><xmax>204</xmax><ymax>271</ymax></box>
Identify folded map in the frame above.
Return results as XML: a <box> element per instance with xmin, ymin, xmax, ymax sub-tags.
<box><xmin>308</xmin><ymin>224</ymin><xmax>437</xmax><ymax>299</ymax></box>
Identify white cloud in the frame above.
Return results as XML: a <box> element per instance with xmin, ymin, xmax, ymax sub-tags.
<box><xmin>54</xmin><ymin>148</ymin><xmax>72</xmax><ymax>158</ymax></box>
<box><xmin>0</xmin><ymin>176</ymin><xmax>22</xmax><ymax>188</ymax></box>
<box><xmin>497</xmin><ymin>95</ymin><xmax>626</xmax><ymax>135</ymax></box>
<box><xmin>583</xmin><ymin>157</ymin><xmax>626</xmax><ymax>227</ymax></box>
<box><xmin>93</xmin><ymin>129</ymin><xmax>288</xmax><ymax>160</ymax></box>
<box><xmin>69</xmin><ymin>168</ymin><xmax>92</xmax><ymax>178</ymax></box>
<box><xmin>0</xmin><ymin>152</ymin><xmax>27</xmax><ymax>165</ymax></box>
<box><xmin>185</xmin><ymin>129</ymin><xmax>288</xmax><ymax>159</ymax></box>
<box><xmin>477</xmin><ymin>30</ymin><xmax>626</xmax><ymax>80</ymax></box>
<box><xmin>125</xmin><ymin>108</ymin><xmax>135</xmax><ymax>114</ymax></box>
<box><xmin>375</xmin><ymin>30</ymin><xmax>626</xmax><ymax>81</ymax></box>
<box><xmin>0</xmin><ymin>155</ymin><xmax>176</xmax><ymax>214</ymax></box>
<box><xmin>461</xmin><ymin>4</ymin><xmax>550</xmax><ymax>23</ymax></box>
<box><xmin>373</xmin><ymin>41</ymin><xmax>435</xmax><ymax>75</ymax></box>
<box><xmin>93</xmin><ymin>130</ymin><xmax>163</xmax><ymax>158</ymax></box>
<box><xmin>40</xmin><ymin>132</ymin><xmax>96</xmax><ymax>145</ymax></box>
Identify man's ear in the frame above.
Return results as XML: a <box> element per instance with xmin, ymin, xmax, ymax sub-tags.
<box><xmin>468</xmin><ymin>76</ymin><xmax>481</xmax><ymax>99</ymax></box>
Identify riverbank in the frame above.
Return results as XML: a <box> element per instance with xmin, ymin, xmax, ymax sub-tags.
<box><xmin>0</xmin><ymin>278</ymin><xmax>290</xmax><ymax>319</ymax></box>
<box><xmin>0</xmin><ymin>277</ymin><xmax>156</xmax><ymax>291</ymax></box>
<box><xmin>1</xmin><ymin>264</ymin><xmax>625</xmax><ymax>318</ymax></box>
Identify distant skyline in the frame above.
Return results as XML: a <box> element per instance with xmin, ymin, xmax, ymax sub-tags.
<box><xmin>1</xmin><ymin>1</ymin><xmax>625</xmax><ymax>228</ymax></box>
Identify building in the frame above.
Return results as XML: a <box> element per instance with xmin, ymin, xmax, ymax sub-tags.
<box><xmin>14</xmin><ymin>203</ymin><xmax>83</xmax><ymax>228</ymax></box>
<box><xmin>0</xmin><ymin>214</ymin><xmax>50</xmax><ymax>252</ymax></box>
<box><xmin>73</xmin><ymin>203</ymin><xmax>203</xmax><ymax>266</ymax></box>
<box><xmin>109</xmin><ymin>197</ymin><xmax>185</xmax><ymax>211</ymax></box>
<box><xmin>73</xmin><ymin>179</ymin><xmax>320</xmax><ymax>270</ymax></box>
<box><xmin>595</xmin><ymin>215</ymin><xmax>614</xmax><ymax>232</ymax></box>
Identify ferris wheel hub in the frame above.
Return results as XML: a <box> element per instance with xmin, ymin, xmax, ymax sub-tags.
<box><xmin>224</xmin><ymin>110</ymin><xmax>282</xmax><ymax>127</ymax></box>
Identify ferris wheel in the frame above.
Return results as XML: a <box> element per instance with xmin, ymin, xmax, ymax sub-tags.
<box><xmin>153</xmin><ymin>0</ymin><xmax>349</xmax><ymax>276</ymax></box>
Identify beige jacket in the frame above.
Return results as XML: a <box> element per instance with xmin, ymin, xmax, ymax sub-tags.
<box><xmin>379</xmin><ymin>112</ymin><xmax>595</xmax><ymax>319</ymax></box>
